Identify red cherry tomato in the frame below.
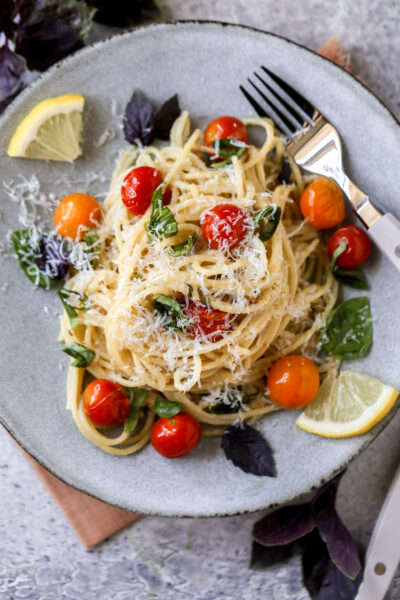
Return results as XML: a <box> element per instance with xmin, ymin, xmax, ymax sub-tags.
<box><xmin>267</xmin><ymin>355</ymin><xmax>320</xmax><ymax>410</ymax></box>
<box><xmin>300</xmin><ymin>178</ymin><xmax>346</xmax><ymax>230</ymax></box>
<box><xmin>121</xmin><ymin>166</ymin><xmax>171</xmax><ymax>216</ymax></box>
<box><xmin>83</xmin><ymin>379</ymin><xmax>130</xmax><ymax>427</ymax></box>
<box><xmin>151</xmin><ymin>414</ymin><xmax>202</xmax><ymax>458</ymax></box>
<box><xmin>201</xmin><ymin>203</ymin><xmax>250</xmax><ymax>250</ymax></box>
<box><xmin>204</xmin><ymin>116</ymin><xmax>249</xmax><ymax>146</ymax></box>
<box><xmin>327</xmin><ymin>225</ymin><xmax>371</xmax><ymax>269</ymax></box>
<box><xmin>183</xmin><ymin>299</ymin><xmax>234</xmax><ymax>342</ymax></box>
<box><xmin>54</xmin><ymin>193</ymin><xmax>101</xmax><ymax>240</ymax></box>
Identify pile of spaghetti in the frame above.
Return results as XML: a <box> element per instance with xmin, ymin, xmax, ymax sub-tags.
<box><xmin>60</xmin><ymin>112</ymin><xmax>338</xmax><ymax>455</ymax></box>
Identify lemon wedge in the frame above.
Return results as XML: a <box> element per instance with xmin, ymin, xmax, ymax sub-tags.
<box><xmin>8</xmin><ymin>94</ymin><xmax>84</xmax><ymax>162</ymax></box>
<box><xmin>296</xmin><ymin>370</ymin><xmax>398</xmax><ymax>438</ymax></box>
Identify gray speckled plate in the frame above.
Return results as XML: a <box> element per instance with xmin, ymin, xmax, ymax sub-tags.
<box><xmin>0</xmin><ymin>22</ymin><xmax>399</xmax><ymax>517</ymax></box>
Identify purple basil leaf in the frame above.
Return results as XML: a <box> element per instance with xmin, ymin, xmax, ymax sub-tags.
<box><xmin>277</xmin><ymin>157</ymin><xmax>291</xmax><ymax>184</ymax></box>
<box><xmin>302</xmin><ymin>531</ymin><xmax>362</xmax><ymax>600</ymax></box>
<box><xmin>35</xmin><ymin>234</ymin><xmax>71</xmax><ymax>280</ymax></box>
<box><xmin>16</xmin><ymin>12</ymin><xmax>84</xmax><ymax>71</ymax></box>
<box><xmin>0</xmin><ymin>44</ymin><xmax>27</xmax><ymax>113</ymax></box>
<box><xmin>154</xmin><ymin>94</ymin><xmax>180</xmax><ymax>140</ymax></box>
<box><xmin>84</xmin><ymin>0</ymin><xmax>163</xmax><ymax>27</ymax></box>
<box><xmin>123</xmin><ymin>89</ymin><xmax>155</xmax><ymax>145</ymax></box>
<box><xmin>253</xmin><ymin>503</ymin><xmax>315</xmax><ymax>546</ymax></box>
<box><xmin>0</xmin><ymin>0</ymin><xmax>20</xmax><ymax>36</ymax></box>
<box><xmin>313</xmin><ymin>483</ymin><xmax>361</xmax><ymax>579</ymax></box>
<box><xmin>20</xmin><ymin>0</ymin><xmax>95</xmax><ymax>40</ymax></box>
<box><xmin>221</xmin><ymin>423</ymin><xmax>276</xmax><ymax>477</ymax></box>
<box><xmin>250</xmin><ymin>538</ymin><xmax>305</xmax><ymax>569</ymax></box>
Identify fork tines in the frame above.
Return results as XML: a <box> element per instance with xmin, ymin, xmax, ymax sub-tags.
<box><xmin>240</xmin><ymin>66</ymin><xmax>320</xmax><ymax>139</ymax></box>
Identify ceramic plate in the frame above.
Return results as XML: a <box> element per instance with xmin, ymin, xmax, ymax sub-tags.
<box><xmin>1</xmin><ymin>22</ymin><xmax>399</xmax><ymax>517</ymax></box>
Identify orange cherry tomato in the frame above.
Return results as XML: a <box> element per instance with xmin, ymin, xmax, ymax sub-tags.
<box><xmin>201</xmin><ymin>203</ymin><xmax>250</xmax><ymax>250</ymax></box>
<box><xmin>83</xmin><ymin>379</ymin><xmax>130</xmax><ymax>427</ymax></box>
<box><xmin>204</xmin><ymin>116</ymin><xmax>249</xmax><ymax>147</ymax></box>
<box><xmin>151</xmin><ymin>414</ymin><xmax>202</xmax><ymax>458</ymax></box>
<box><xmin>300</xmin><ymin>178</ymin><xmax>345</xmax><ymax>230</ymax></box>
<box><xmin>327</xmin><ymin>225</ymin><xmax>371</xmax><ymax>269</ymax></box>
<box><xmin>54</xmin><ymin>193</ymin><xmax>101</xmax><ymax>240</ymax></box>
<box><xmin>183</xmin><ymin>299</ymin><xmax>234</xmax><ymax>342</ymax></box>
<box><xmin>267</xmin><ymin>355</ymin><xmax>320</xmax><ymax>409</ymax></box>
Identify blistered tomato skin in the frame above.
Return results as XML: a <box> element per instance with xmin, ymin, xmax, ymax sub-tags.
<box><xmin>201</xmin><ymin>203</ymin><xmax>250</xmax><ymax>250</ymax></box>
<box><xmin>121</xmin><ymin>166</ymin><xmax>171</xmax><ymax>215</ymax></box>
<box><xmin>54</xmin><ymin>193</ymin><xmax>101</xmax><ymax>240</ymax></box>
<box><xmin>204</xmin><ymin>116</ymin><xmax>249</xmax><ymax>146</ymax></box>
<box><xmin>183</xmin><ymin>299</ymin><xmax>234</xmax><ymax>342</ymax></box>
<box><xmin>327</xmin><ymin>225</ymin><xmax>371</xmax><ymax>269</ymax></box>
<box><xmin>83</xmin><ymin>379</ymin><xmax>130</xmax><ymax>427</ymax></box>
<box><xmin>151</xmin><ymin>414</ymin><xmax>202</xmax><ymax>458</ymax></box>
<box><xmin>267</xmin><ymin>355</ymin><xmax>320</xmax><ymax>410</ymax></box>
<box><xmin>300</xmin><ymin>178</ymin><xmax>346</xmax><ymax>230</ymax></box>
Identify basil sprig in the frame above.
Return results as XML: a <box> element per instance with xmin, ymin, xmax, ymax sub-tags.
<box><xmin>58</xmin><ymin>289</ymin><xmax>90</xmax><ymax>329</ymax></box>
<box><xmin>145</xmin><ymin>184</ymin><xmax>178</xmax><ymax>241</ymax></box>
<box><xmin>153</xmin><ymin>294</ymin><xmax>188</xmax><ymax>331</ymax></box>
<box><xmin>210</xmin><ymin>138</ymin><xmax>247</xmax><ymax>168</ymax></box>
<box><xmin>154</xmin><ymin>396</ymin><xmax>181</xmax><ymax>418</ymax></box>
<box><xmin>11</xmin><ymin>228</ymin><xmax>53</xmax><ymax>289</ymax></box>
<box><xmin>63</xmin><ymin>342</ymin><xmax>95</xmax><ymax>367</ymax></box>
<box><xmin>125</xmin><ymin>388</ymin><xmax>148</xmax><ymax>433</ymax></box>
<box><xmin>166</xmin><ymin>233</ymin><xmax>197</xmax><ymax>257</ymax></box>
<box><xmin>329</xmin><ymin>240</ymin><xmax>368</xmax><ymax>289</ymax></box>
<box><xmin>319</xmin><ymin>297</ymin><xmax>372</xmax><ymax>359</ymax></box>
<box><xmin>253</xmin><ymin>204</ymin><xmax>282</xmax><ymax>241</ymax></box>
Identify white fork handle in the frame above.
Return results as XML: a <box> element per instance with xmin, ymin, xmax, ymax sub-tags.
<box><xmin>368</xmin><ymin>213</ymin><xmax>400</xmax><ymax>274</ymax></box>
<box><xmin>356</xmin><ymin>463</ymin><xmax>400</xmax><ymax>600</ymax></box>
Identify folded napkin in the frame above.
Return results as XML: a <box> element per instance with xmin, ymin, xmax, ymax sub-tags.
<box><xmin>13</xmin><ymin>37</ymin><xmax>350</xmax><ymax>549</ymax></box>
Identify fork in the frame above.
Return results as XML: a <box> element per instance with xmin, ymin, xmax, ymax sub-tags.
<box><xmin>240</xmin><ymin>66</ymin><xmax>400</xmax><ymax>273</ymax></box>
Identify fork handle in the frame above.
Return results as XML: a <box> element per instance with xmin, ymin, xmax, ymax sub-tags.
<box><xmin>367</xmin><ymin>213</ymin><xmax>400</xmax><ymax>274</ymax></box>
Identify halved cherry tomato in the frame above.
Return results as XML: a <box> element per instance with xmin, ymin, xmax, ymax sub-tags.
<box><xmin>327</xmin><ymin>224</ymin><xmax>371</xmax><ymax>269</ymax></box>
<box><xmin>183</xmin><ymin>299</ymin><xmax>234</xmax><ymax>342</ymax></box>
<box><xmin>54</xmin><ymin>193</ymin><xmax>101</xmax><ymax>240</ymax></box>
<box><xmin>267</xmin><ymin>355</ymin><xmax>320</xmax><ymax>409</ymax></box>
<box><xmin>121</xmin><ymin>166</ymin><xmax>171</xmax><ymax>215</ymax></box>
<box><xmin>83</xmin><ymin>379</ymin><xmax>130</xmax><ymax>427</ymax></box>
<box><xmin>204</xmin><ymin>116</ymin><xmax>249</xmax><ymax>147</ymax></box>
<box><xmin>151</xmin><ymin>413</ymin><xmax>202</xmax><ymax>458</ymax></box>
<box><xmin>201</xmin><ymin>203</ymin><xmax>250</xmax><ymax>250</ymax></box>
<box><xmin>300</xmin><ymin>178</ymin><xmax>346</xmax><ymax>230</ymax></box>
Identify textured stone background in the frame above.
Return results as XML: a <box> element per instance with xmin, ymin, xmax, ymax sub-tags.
<box><xmin>1</xmin><ymin>1</ymin><xmax>400</xmax><ymax>598</ymax></box>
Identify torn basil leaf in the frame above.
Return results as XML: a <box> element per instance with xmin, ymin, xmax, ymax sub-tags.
<box><xmin>329</xmin><ymin>240</ymin><xmax>347</xmax><ymax>270</ymax></box>
<box><xmin>153</xmin><ymin>294</ymin><xmax>188</xmax><ymax>331</ymax></box>
<box><xmin>11</xmin><ymin>228</ymin><xmax>53</xmax><ymax>289</ymax></box>
<box><xmin>221</xmin><ymin>423</ymin><xmax>276</xmax><ymax>477</ymax></box>
<box><xmin>125</xmin><ymin>387</ymin><xmax>148</xmax><ymax>433</ymax></box>
<box><xmin>166</xmin><ymin>233</ymin><xmax>197</xmax><ymax>257</ymax></box>
<box><xmin>207</xmin><ymin>388</ymin><xmax>249</xmax><ymax>414</ymax></box>
<box><xmin>277</xmin><ymin>157</ymin><xmax>291</xmax><ymax>184</ymax></box>
<box><xmin>329</xmin><ymin>241</ymin><xmax>368</xmax><ymax>289</ymax></box>
<box><xmin>210</xmin><ymin>138</ymin><xmax>246</xmax><ymax>168</ymax></box>
<box><xmin>154</xmin><ymin>396</ymin><xmax>181</xmax><ymax>418</ymax></box>
<box><xmin>63</xmin><ymin>342</ymin><xmax>95</xmax><ymax>367</ymax></box>
<box><xmin>145</xmin><ymin>184</ymin><xmax>178</xmax><ymax>241</ymax></box>
<box><xmin>123</xmin><ymin>89</ymin><xmax>155</xmax><ymax>145</ymax></box>
<box><xmin>58</xmin><ymin>288</ymin><xmax>90</xmax><ymax>329</ymax></box>
<box><xmin>154</xmin><ymin>94</ymin><xmax>180</xmax><ymax>140</ymax></box>
<box><xmin>319</xmin><ymin>297</ymin><xmax>372</xmax><ymax>359</ymax></box>
<box><xmin>253</xmin><ymin>204</ymin><xmax>282</xmax><ymax>241</ymax></box>
<box><xmin>0</xmin><ymin>44</ymin><xmax>27</xmax><ymax>114</ymax></box>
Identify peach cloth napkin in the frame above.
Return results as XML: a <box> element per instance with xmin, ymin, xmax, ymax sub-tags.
<box><xmin>14</xmin><ymin>37</ymin><xmax>350</xmax><ymax>549</ymax></box>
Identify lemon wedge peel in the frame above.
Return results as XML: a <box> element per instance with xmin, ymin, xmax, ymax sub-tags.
<box><xmin>8</xmin><ymin>94</ymin><xmax>84</xmax><ymax>162</ymax></box>
<box><xmin>296</xmin><ymin>370</ymin><xmax>398</xmax><ymax>439</ymax></box>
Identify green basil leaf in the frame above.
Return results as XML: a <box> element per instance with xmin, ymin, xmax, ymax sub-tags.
<box><xmin>63</xmin><ymin>342</ymin><xmax>95</xmax><ymax>367</ymax></box>
<box><xmin>145</xmin><ymin>183</ymin><xmax>178</xmax><ymax>241</ymax></box>
<box><xmin>82</xmin><ymin>226</ymin><xmax>101</xmax><ymax>266</ymax></box>
<box><xmin>319</xmin><ymin>297</ymin><xmax>372</xmax><ymax>359</ymax></box>
<box><xmin>125</xmin><ymin>388</ymin><xmax>148</xmax><ymax>433</ymax></box>
<box><xmin>253</xmin><ymin>205</ymin><xmax>282</xmax><ymax>241</ymax></box>
<box><xmin>154</xmin><ymin>396</ymin><xmax>181</xmax><ymax>418</ymax></box>
<box><xmin>329</xmin><ymin>240</ymin><xmax>347</xmax><ymax>271</ymax></box>
<box><xmin>333</xmin><ymin>268</ymin><xmax>368</xmax><ymax>289</ymax></box>
<box><xmin>166</xmin><ymin>233</ymin><xmax>197</xmax><ymax>257</ymax></box>
<box><xmin>210</xmin><ymin>138</ymin><xmax>246</xmax><ymax>168</ymax></box>
<box><xmin>207</xmin><ymin>388</ymin><xmax>249</xmax><ymax>414</ymax></box>
<box><xmin>58</xmin><ymin>289</ymin><xmax>90</xmax><ymax>329</ymax></box>
<box><xmin>153</xmin><ymin>294</ymin><xmax>188</xmax><ymax>331</ymax></box>
<box><xmin>10</xmin><ymin>228</ymin><xmax>52</xmax><ymax>289</ymax></box>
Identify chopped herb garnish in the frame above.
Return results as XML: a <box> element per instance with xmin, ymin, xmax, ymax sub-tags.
<box><xmin>319</xmin><ymin>297</ymin><xmax>372</xmax><ymax>359</ymax></box>
<box><xmin>58</xmin><ymin>288</ymin><xmax>90</xmax><ymax>329</ymax></box>
<box><xmin>125</xmin><ymin>387</ymin><xmax>148</xmax><ymax>433</ymax></box>
<box><xmin>153</xmin><ymin>294</ymin><xmax>188</xmax><ymax>331</ymax></box>
<box><xmin>154</xmin><ymin>396</ymin><xmax>181</xmax><ymax>418</ymax></box>
<box><xmin>63</xmin><ymin>342</ymin><xmax>95</xmax><ymax>367</ymax></box>
<box><xmin>166</xmin><ymin>233</ymin><xmax>197</xmax><ymax>257</ymax></box>
<box><xmin>210</xmin><ymin>138</ymin><xmax>247</xmax><ymax>168</ymax></box>
<box><xmin>253</xmin><ymin>204</ymin><xmax>282</xmax><ymax>241</ymax></box>
<box><xmin>145</xmin><ymin>183</ymin><xmax>178</xmax><ymax>241</ymax></box>
<box><xmin>82</xmin><ymin>226</ymin><xmax>101</xmax><ymax>266</ymax></box>
<box><xmin>329</xmin><ymin>240</ymin><xmax>368</xmax><ymax>289</ymax></box>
